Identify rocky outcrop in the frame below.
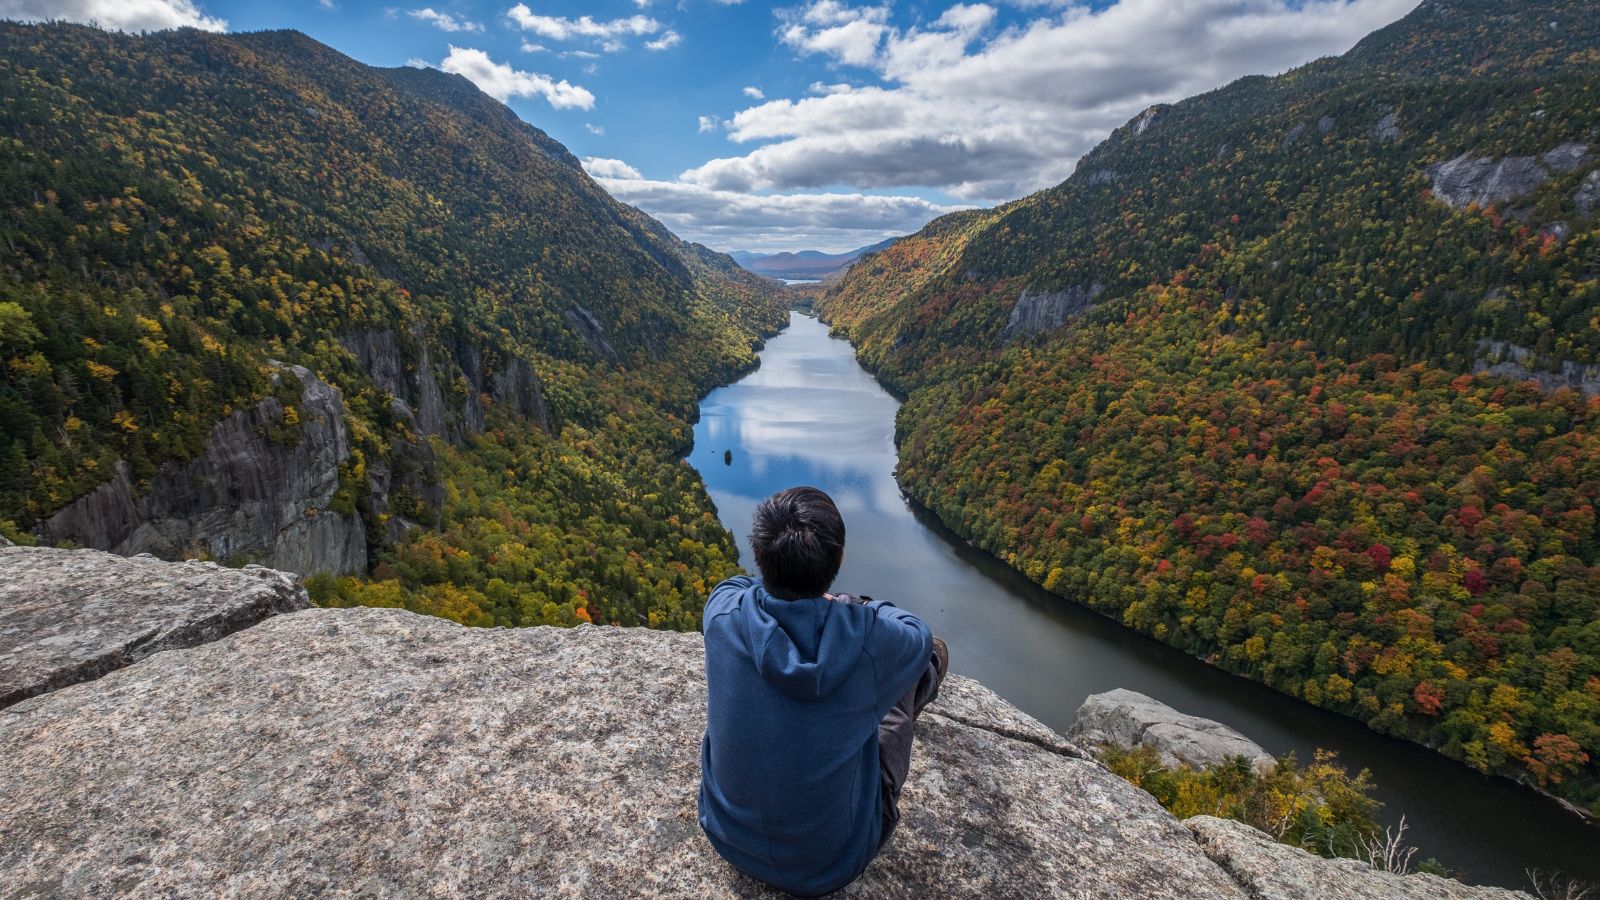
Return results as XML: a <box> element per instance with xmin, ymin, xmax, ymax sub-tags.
<box><xmin>1</xmin><ymin>604</ymin><xmax>1255</xmax><ymax>899</ymax></box>
<box><xmin>0</xmin><ymin>551</ymin><xmax>1531</xmax><ymax>898</ymax></box>
<box><xmin>1003</xmin><ymin>283</ymin><xmax>1103</xmax><ymax>339</ymax></box>
<box><xmin>1188</xmin><ymin>817</ymin><xmax>1525</xmax><ymax>900</ymax></box>
<box><xmin>342</xmin><ymin>328</ymin><xmax>451</xmax><ymax>439</ymax></box>
<box><xmin>1373</xmin><ymin>109</ymin><xmax>1401</xmax><ymax>142</ymax></box>
<box><xmin>1475</xmin><ymin>340</ymin><xmax>1600</xmax><ymax>397</ymax></box>
<box><xmin>1577</xmin><ymin>170</ymin><xmax>1600</xmax><ymax>217</ymax></box>
<box><xmin>36</xmin><ymin>365</ymin><xmax>367</xmax><ymax>576</ymax></box>
<box><xmin>491</xmin><ymin>357</ymin><xmax>552</xmax><ymax>431</ymax></box>
<box><xmin>1068</xmin><ymin>688</ymin><xmax>1277</xmax><ymax>773</ymax></box>
<box><xmin>564</xmin><ymin>304</ymin><xmax>620</xmax><ymax>364</ymax></box>
<box><xmin>0</xmin><ymin>544</ymin><xmax>308</xmax><ymax>708</ymax></box>
<box><xmin>342</xmin><ymin>328</ymin><xmax>552</xmax><ymax>440</ymax></box>
<box><xmin>1427</xmin><ymin>142</ymin><xmax>1591</xmax><ymax>209</ymax></box>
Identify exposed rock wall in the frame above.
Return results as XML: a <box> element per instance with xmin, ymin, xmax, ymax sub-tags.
<box><xmin>1004</xmin><ymin>283</ymin><xmax>1103</xmax><ymax>339</ymax></box>
<box><xmin>36</xmin><ymin>366</ymin><xmax>367</xmax><ymax>576</ymax></box>
<box><xmin>1068</xmin><ymin>688</ymin><xmax>1277</xmax><ymax>773</ymax></box>
<box><xmin>1427</xmin><ymin>142</ymin><xmax>1591</xmax><ymax>209</ymax></box>
<box><xmin>341</xmin><ymin>327</ymin><xmax>552</xmax><ymax>440</ymax></box>
<box><xmin>1577</xmin><ymin>170</ymin><xmax>1600</xmax><ymax>217</ymax></box>
<box><xmin>1475</xmin><ymin>339</ymin><xmax>1600</xmax><ymax>397</ymax></box>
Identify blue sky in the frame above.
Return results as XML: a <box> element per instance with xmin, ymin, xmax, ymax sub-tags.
<box><xmin>4</xmin><ymin>0</ymin><xmax>1421</xmax><ymax>252</ymax></box>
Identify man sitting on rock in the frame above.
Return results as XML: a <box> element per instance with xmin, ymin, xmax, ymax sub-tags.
<box><xmin>698</xmin><ymin>485</ymin><xmax>948</xmax><ymax>897</ymax></box>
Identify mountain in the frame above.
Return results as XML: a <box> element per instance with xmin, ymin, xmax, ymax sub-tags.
<box><xmin>0</xmin><ymin>22</ymin><xmax>786</xmax><ymax>630</ymax></box>
<box><xmin>818</xmin><ymin>0</ymin><xmax>1600</xmax><ymax>814</ymax></box>
<box><xmin>732</xmin><ymin>238</ymin><xmax>899</xmax><ymax>280</ymax></box>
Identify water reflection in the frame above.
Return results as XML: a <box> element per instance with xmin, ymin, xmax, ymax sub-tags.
<box><xmin>690</xmin><ymin>315</ymin><xmax>1599</xmax><ymax>889</ymax></box>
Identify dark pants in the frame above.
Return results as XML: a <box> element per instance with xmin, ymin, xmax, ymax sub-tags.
<box><xmin>876</xmin><ymin>652</ymin><xmax>946</xmax><ymax>849</ymax></box>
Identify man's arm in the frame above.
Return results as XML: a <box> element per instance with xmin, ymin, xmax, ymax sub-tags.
<box><xmin>864</xmin><ymin>599</ymin><xmax>934</xmax><ymax>711</ymax></box>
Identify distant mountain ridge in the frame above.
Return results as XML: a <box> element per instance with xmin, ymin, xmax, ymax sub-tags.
<box><xmin>731</xmin><ymin>238</ymin><xmax>899</xmax><ymax>280</ymax></box>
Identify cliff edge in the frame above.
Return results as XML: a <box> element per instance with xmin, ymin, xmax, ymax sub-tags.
<box><xmin>0</xmin><ymin>548</ymin><xmax>1526</xmax><ymax>898</ymax></box>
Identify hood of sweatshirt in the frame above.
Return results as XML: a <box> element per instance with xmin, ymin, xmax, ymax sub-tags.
<box><xmin>738</xmin><ymin>584</ymin><xmax>872</xmax><ymax>701</ymax></box>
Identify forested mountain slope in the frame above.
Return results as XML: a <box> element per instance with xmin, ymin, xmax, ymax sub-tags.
<box><xmin>818</xmin><ymin>0</ymin><xmax>1600</xmax><ymax>812</ymax></box>
<box><xmin>0</xmin><ymin>22</ymin><xmax>786</xmax><ymax>630</ymax></box>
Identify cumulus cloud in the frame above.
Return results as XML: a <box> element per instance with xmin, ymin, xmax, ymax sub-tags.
<box><xmin>645</xmin><ymin>30</ymin><xmax>681</xmax><ymax>50</ymax></box>
<box><xmin>583</xmin><ymin>157</ymin><xmax>644</xmax><ymax>179</ymax></box>
<box><xmin>742</xmin><ymin>85</ymin><xmax>765</xmax><ymax>100</ymax></box>
<box><xmin>438</xmin><ymin>46</ymin><xmax>595</xmax><ymax>110</ymax></box>
<box><xmin>698</xmin><ymin>115</ymin><xmax>721</xmax><ymax>133</ymax></box>
<box><xmin>408</xmin><ymin>7</ymin><xmax>482</xmax><ymax>32</ymax></box>
<box><xmin>0</xmin><ymin>0</ymin><xmax>226</xmax><ymax>31</ymax></box>
<box><xmin>590</xmin><ymin>166</ymin><xmax>969</xmax><ymax>253</ymax></box>
<box><xmin>507</xmin><ymin>4</ymin><xmax>663</xmax><ymax>51</ymax></box>
<box><xmin>696</xmin><ymin>0</ymin><xmax>1420</xmax><ymax>201</ymax></box>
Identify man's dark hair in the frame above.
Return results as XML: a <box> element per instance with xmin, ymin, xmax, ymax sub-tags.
<box><xmin>750</xmin><ymin>486</ymin><xmax>846</xmax><ymax>600</ymax></box>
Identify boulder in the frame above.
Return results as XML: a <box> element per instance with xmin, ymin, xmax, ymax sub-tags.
<box><xmin>0</xmin><ymin>544</ymin><xmax>308</xmax><ymax>709</ymax></box>
<box><xmin>1067</xmin><ymin>688</ymin><xmax>1277</xmax><ymax>772</ymax></box>
<box><xmin>1186</xmin><ymin>816</ymin><xmax>1525</xmax><ymax>900</ymax></box>
<box><xmin>0</xmin><ymin>607</ymin><xmax>1249</xmax><ymax>899</ymax></box>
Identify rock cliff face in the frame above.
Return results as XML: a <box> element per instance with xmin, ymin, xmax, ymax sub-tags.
<box><xmin>1427</xmin><ymin>142</ymin><xmax>1591</xmax><ymax>210</ymax></box>
<box><xmin>0</xmin><ymin>551</ymin><xmax>1528</xmax><ymax>899</ymax></box>
<box><xmin>1475</xmin><ymin>339</ymin><xmax>1600</xmax><ymax>397</ymax></box>
<box><xmin>1003</xmin><ymin>283</ymin><xmax>1104</xmax><ymax>340</ymax></box>
<box><xmin>341</xmin><ymin>327</ymin><xmax>552</xmax><ymax>441</ymax></box>
<box><xmin>36</xmin><ymin>365</ymin><xmax>367</xmax><ymax>576</ymax></box>
<box><xmin>1577</xmin><ymin>170</ymin><xmax>1600</xmax><ymax>218</ymax></box>
<box><xmin>1068</xmin><ymin>688</ymin><xmax>1278</xmax><ymax>773</ymax></box>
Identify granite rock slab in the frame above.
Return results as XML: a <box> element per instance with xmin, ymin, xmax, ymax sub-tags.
<box><xmin>1187</xmin><ymin>816</ymin><xmax>1528</xmax><ymax>900</ymax></box>
<box><xmin>0</xmin><ymin>544</ymin><xmax>309</xmax><ymax>708</ymax></box>
<box><xmin>0</xmin><ymin>607</ymin><xmax>1247</xmax><ymax>899</ymax></box>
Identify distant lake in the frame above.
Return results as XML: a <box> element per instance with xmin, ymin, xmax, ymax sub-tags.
<box><xmin>690</xmin><ymin>314</ymin><xmax>1600</xmax><ymax>890</ymax></box>
<box><xmin>778</xmin><ymin>278</ymin><xmax>821</xmax><ymax>285</ymax></box>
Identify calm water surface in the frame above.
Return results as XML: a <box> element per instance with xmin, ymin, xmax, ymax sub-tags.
<box><xmin>690</xmin><ymin>315</ymin><xmax>1599</xmax><ymax>890</ymax></box>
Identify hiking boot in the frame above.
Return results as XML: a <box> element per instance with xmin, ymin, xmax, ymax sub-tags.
<box><xmin>913</xmin><ymin>637</ymin><xmax>949</xmax><ymax>720</ymax></box>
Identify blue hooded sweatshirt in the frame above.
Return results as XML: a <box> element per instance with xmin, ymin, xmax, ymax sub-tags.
<box><xmin>698</xmin><ymin>575</ymin><xmax>933</xmax><ymax>897</ymax></box>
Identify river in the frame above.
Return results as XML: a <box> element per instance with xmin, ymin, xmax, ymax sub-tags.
<box><xmin>689</xmin><ymin>314</ymin><xmax>1599</xmax><ymax>890</ymax></box>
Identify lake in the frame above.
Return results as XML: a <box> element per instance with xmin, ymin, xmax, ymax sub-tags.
<box><xmin>689</xmin><ymin>314</ymin><xmax>1599</xmax><ymax>890</ymax></box>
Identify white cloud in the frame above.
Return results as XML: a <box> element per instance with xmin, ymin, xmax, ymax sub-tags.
<box><xmin>704</xmin><ymin>0</ymin><xmax>1420</xmax><ymax>201</ymax></box>
<box><xmin>582</xmin><ymin>157</ymin><xmax>644</xmax><ymax>179</ymax></box>
<box><xmin>438</xmin><ymin>46</ymin><xmax>595</xmax><ymax>110</ymax></box>
<box><xmin>585</xmin><ymin>123</ymin><xmax>606</xmax><ymax>135</ymax></box>
<box><xmin>521</xmin><ymin>40</ymin><xmax>547</xmax><ymax>52</ymax></box>
<box><xmin>645</xmin><ymin>30</ymin><xmax>681</xmax><ymax>50</ymax></box>
<box><xmin>590</xmin><ymin>167</ymin><xmax>968</xmax><ymax>253</ymax></box>
<box><xmin>507</xmin><ymin>5</ymin><xmax>661</xmax><ymax>41</ymax></box>
<box><xmin>698</xmin><ymin>114</ymin><xmax>721</xmax><ymax>133</ymax></box>
<box><xmin>407</xmin><ymin>7</ymin><xmax>482</xmax><ymax>32</ymax></box>
<box><xmin>742</xmin><ymin>85</ymin><xmax>765</xmax><ymax>100</ymax></box>
<box><xmin>0</xmin><ymin>0</ymin><xmax>226</xmax><ymax>31</ymax></box>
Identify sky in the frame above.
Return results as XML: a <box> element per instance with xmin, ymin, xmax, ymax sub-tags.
<box><xmin>2</xmin><ymin>0</ymin><xmax>1422</xmax><ymax>253</ymax></box>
